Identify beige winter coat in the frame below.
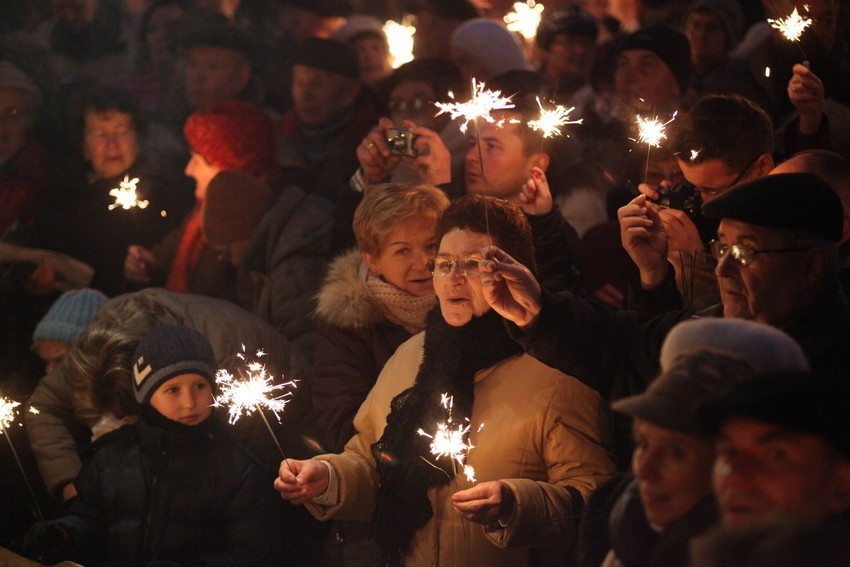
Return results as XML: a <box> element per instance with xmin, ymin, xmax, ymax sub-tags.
<box><xmin>306</xmin><ymin>332</ymin><xmax>617</xmax><ymax>566</ymax></box>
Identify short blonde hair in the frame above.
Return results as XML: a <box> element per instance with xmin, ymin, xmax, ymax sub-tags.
<box><xmin>353</xmin><ymin>183</ymin><xmax>450</xmax><ymax>256</ymax></box>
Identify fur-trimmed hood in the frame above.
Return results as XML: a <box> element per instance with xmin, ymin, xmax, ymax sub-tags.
<box><xmin>314</xmin><ymin>249</ymin><xmax>386</xmax><ymax>330</ymax></box>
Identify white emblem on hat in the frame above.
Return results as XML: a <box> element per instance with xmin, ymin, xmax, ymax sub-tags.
<box><xmin>134</xmin><ymin>357</ymin><xmax>152</xmax><ymax>386</ymax></box>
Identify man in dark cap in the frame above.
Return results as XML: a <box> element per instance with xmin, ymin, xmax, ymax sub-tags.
<box><xmin>408</xmin><ymin>0</ymin><xmax>479</xmax><ymax>60</ymax></box>
<box><xmin>277</xmin><ymin>38</ymin><xmax>378</xmax><ymax>204</ymax></box>
<box><xmin>535</xmin><ymin>7</ymin><xmax>598</xmax><ymax>103</ymax></box>
<box><xmin>699</xmin><ymin>371</ymin><xmax>850</xmax><ymax>525</ymax></box>
<box><xmin>480</xmin><ymin>172</ymin><xmax>850</xmax><ymax>399</ymax></box>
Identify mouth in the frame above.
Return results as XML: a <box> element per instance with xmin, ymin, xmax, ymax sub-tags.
<box><xmin>179</xmin><ymin>415</ymin><xmax>200</xmax><ymax>425</ymax></box>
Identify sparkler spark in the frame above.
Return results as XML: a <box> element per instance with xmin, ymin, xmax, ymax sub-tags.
<box><xmin>504</xmin><ymin>1</ymin><xmax>545</xmax><ymax>40</ymax></box>
<box><xmin>0</xmin><ymin>397</ymin><xmax>20</xmax><ymax>432</ymax></box>
<box><xmin>108</xmin><ymin>175</ymin><xmax>149</xmax><ymax>211</ymax></box>
<box><xmin>435</xmin><ymin>79</ymin><xmax>515</xmax><ymax>134</ymax></box>
<box><xmin>417</xmin><ymin>394</ymin><xmax>477</xmax><ymax>482</ymax></box>
<box><xmin>635</xmin><ymin>113</ymin><xmax>678</xmax><ymax>148</ymax></box>
<box><xmin>214</xmin><ymin>349</ymin><xmax>297</xmax><ymax>425</ymax></box>
<box><xmin>768</xmin><ymin>7</ymin><xmax>812</xmax><ymax>42</ymax></box>
<box><xmin>383</xmin><ymin>19</ymin><xmax>415</xmax><ymax>69</ymax></box>
<box><xmin>527</xmin><ymin>97</ymin><xmax>581</xmax><ymax>138</ymax></box>
<box><xmin>689</xmin><ymin>149</ymin><xmax>701</xmax><ymax>162</ymax></box>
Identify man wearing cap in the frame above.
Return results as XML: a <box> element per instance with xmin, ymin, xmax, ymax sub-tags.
<box><xmin>277</xmin><ymin>37</ymin><xmax>377</xmax><ymax>205</ymax></box>
<box><xmin>699</xmin><ymin>371</ymin><xmax>850</xmax><ymax>525</ymax></box>
<box><xmin>535</xmin><ymin>7</ymin><xmax>598</xmax><ymax>104</ymax></box>
<box><xmin>480</xmin><ymin>173</ymin><xmax>850</xmax><ymax>401</ymax></box>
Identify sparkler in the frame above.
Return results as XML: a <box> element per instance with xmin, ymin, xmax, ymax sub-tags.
<box><xmin>435</xmin><ymin>79</ymin><xmax>515</xmax><ymax>134</ymax></box>
<box><xmin>527</xmin><ymin>97</ymin><xmax>581</xmax><ymax>138</ymax></box>
<box><xmin>1</xmin><ymin>396</ymin><xmax>44</xmax><ymax>520</ymax></box>
<box><xmin>504</xmin><ymin>1</ymin><xmax>545</xmax><ymax>40</ymax></box>
<box><xmin>214</xmin><ymin>346</ymin><xmax>297</xmax><ymax>460</ymax></box>
<box><xmin>417</xmin><ymin>393</ymin><xmax>477</xmax><ymax>482</ymax></box>
<box><xmin>383</xmin><ymin>19</ymin><xmax>415</xmax><ymax>69</ymax></box>
<box><xmin>768</xmin><ymin>7</ymin><xmax>812</xmax><ymax>42</ymax></box>
<box><xmin>108</xmin><ymin>175</ymin><xmax>149</xmax><ymax>211</ymax></box>
<box><xmin>768</xmin><ymin>6</ymin><xmax>812</xmax><ymax>62</ymax></box>
<box><xmin>634</xmin><ymin>112</ymin><xmax>678</xmax><ymax>183</ymax></box>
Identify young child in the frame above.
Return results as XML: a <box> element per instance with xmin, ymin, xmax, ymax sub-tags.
<box><xmin>23</xmin><ymin>325</ymin><xmax>285</xmax><ymax>566</ymax></box>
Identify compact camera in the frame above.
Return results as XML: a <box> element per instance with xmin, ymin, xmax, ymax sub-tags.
<box><xmin>650</xmin><ymin>182</ymin><xmax>701</xmax><ymax>219</ymax></box>
<box><xmin>385</xmin><ymin>128</ymin><xmax>417</xmax><ymax>157</ymax></box>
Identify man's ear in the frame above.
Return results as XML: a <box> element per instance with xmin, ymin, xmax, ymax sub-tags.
<box><xmin>531</xmin><ymin>152</ymin><xmax>550</xmax><ymax>173</ymax></box>
<box><xmin>754</xmin><ymin>153</ymin><xmax>775</xmax><ymax>176</ymax></box>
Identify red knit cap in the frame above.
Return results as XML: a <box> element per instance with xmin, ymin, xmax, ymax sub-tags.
<box><xmin>183</xmin><ymin>101</ymin><xmax>276</xmax><ymax>178</ymax></box>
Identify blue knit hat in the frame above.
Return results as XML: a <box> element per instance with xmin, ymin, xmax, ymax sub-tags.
<box><xmin>32</xmin><ymin>289</ymin><xmax>108</xmax><ymax>346</ymax></box>
<box><xmin>132</xmin><ymin>326</ymin><xmax>216</xmax><ymax>404</ymax></box>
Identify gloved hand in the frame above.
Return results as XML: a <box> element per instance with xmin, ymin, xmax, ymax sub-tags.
<box><xmin>22</xmin><ymin>521</ymin><xmax>71</xmax><ymax>562</ymax></box>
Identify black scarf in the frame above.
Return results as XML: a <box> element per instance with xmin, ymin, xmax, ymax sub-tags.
<box><xmin>370</xmin><ymin>307</ymin><xmax>522</xmax><ymax>565</ymax></box>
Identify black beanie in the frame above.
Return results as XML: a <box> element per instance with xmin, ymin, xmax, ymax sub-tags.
<box><xmin>294</xmin><ymin>38</ymin><xmax>360</xmax><ymax>80</ymax></box>
<box><xmin>619</xmin><ymin>24</ymin><xmax>692</xmax><ymax>94</ymax></box>
<box><xmin>132</xmin><ymin>326</ymin><xmax>216</xmax><ymax>404</ymax></box>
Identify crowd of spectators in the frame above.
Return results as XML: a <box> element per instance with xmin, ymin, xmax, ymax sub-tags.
<box><xmin>1</xmin><ymin>0</ymin><xmax>849</xmax><ymax>565</ymax></box>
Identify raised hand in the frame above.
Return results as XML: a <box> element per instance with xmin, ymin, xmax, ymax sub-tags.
<box><xmin>618</xmin><ymin>194</ymin><xmax>669</xmax><ymax>289</ymax></box>
<box><xmin>357</xmin><ymin>117</ymin><xmax>403</xmax><ymax>184</ymax></box>
<box><xmin>479</xmin><ymin>246</ymin><xmax>542</xmax><ymax>330</ymax></box>
<box><xmin>452</xmin><ymin>481</ymin><xmax>515</xmax><ymax>526</ymax></box>
<box><xmin>518</xmin><ymin>167</ymin><xmax>553</xmax><ymax>216</ymax></box>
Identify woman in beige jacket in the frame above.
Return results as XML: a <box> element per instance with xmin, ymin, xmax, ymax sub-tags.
<box><xmin>276</xmin><ymin>195</ymin><xmax>616</xmax><ymax>566</ymax></box>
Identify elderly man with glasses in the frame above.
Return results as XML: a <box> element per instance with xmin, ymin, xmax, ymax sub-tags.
<box><xmin>478</xmin><ymin>172</ymin><xmax>850</xmax><ymax>465</ymax></box>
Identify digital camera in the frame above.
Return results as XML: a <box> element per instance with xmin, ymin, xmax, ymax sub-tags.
<box><xmin>385</xmin><ymin>128</ymin><xmax>417</xmax><ymax>157</ymax></box>
<box><xmin>650</xmin><ymin>182</ymin><xmax>701</xmax><ymax>219</ymax></box>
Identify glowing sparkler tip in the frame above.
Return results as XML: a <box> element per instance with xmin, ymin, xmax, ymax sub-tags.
<box><xmin>689</xmin><ymin>149</ymin><xmax>701</xmax><ymax>162</ymax></box>
<box><xmin>214</xmin><ymin>346</ymin><xmax>296</xmax><ymax>425</ymax></box>
<box><xmin>434</xmin><ymin>79</ymin><xmax>515</xmax><ymax>134</ymax></box>
<box><xmin>504</xmin><ymin>1</ymin><xmax>545</xmax><ymax>40</ymax></box>
<box><xmin>463</xmin><ymin>464</ymin><xmax>477</xmax><ymax>482</ymax></box>
<box><xmin>635</xmin><ymin>112</ymin><xmax>677</xmax><ymax>148</ymax></box>
<box><xmin>108</xmin><ymin>175</ymin><xmax>148</xmax><ymax>211</ymax></box>
<box><xmin>768</xmin><ymin>7</ymin><xmax>812</xmax><ymax>42</ymax></box>
<box><xmin>527</xmin><ymin>97</ymin><xmax>581</xmax><ymax>138</ymax></box>
<box><xmin>0</xmin><ymin>397</ymin><xmax>21</xmax><ymax>431</ymax></box>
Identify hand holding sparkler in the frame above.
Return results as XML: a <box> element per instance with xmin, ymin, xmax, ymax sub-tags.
<box><xmin>124</xmin><ymin>245</ymin><xmax>155</xmax><ymax>285</ymax></box>
<box><xmin>452</xmin><ymin>481</ymin><xmax>516</xmax><ymax>526</ymax></box>
<box><xmin>787</xmin><ymin>63</ymin><xmax>824</xmax><ymax>135</ymax></box>
<box><xmin>274</xmin><ymin>458</ymin><xmax>330</xmax><ymax>506</ymax></box>
<box><xmin>617</xmin><ymin>194</ymin><xmax>669</xmax><ymax>290</ymax></box>
<box><xmin>479</xmin><ymin>246</ymin><xmax>542</xmax><ymax>330</ymax></box>
<box><xmin>518</xmin><ymin>167</ymin><xmax>553</xmax><ymax>215</ymax></box>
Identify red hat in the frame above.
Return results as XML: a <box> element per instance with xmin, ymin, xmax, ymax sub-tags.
<box><xmin>183</xmin><ymin>101</ymin><xmax>276</xmax><ymax>178</ymax></box>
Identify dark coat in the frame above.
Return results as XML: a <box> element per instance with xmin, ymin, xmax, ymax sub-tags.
<box><xmin>57</xmin><ymin>413</ymin><xmax>285</xmax><ymax>566</ymax></box>
<box><xmin>311</xmin><ymin>250</ymin><xmax>414</xmax><ymax>453</ymax></box>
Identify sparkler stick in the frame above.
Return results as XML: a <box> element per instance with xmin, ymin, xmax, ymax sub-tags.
<box><xmin>214</xmin><ymin>348</ymin><xmax>297</xmax><ymax>469</ymax></box>
<box><xmin>504</xmin><ymin>1</ymin><xmax>545</xmax><ymax>40</ymax></box>
<box><xmin>383</xmin><ymin>19</ymin><xmax>415</xmax><ymax>69</ymax></box>
<box><xmin>1</xmin><ymin>397</ymin><xmax>44</xmax><ymax>520</ymax></box>
<box><xmin>527</xmin><ymin>97</ymin><xmax>581</xmax><ymax>139</ymax></box>
<box><xmin>108</xmin><ymin>175</ymin><xmax>149</xmax><ymax>211</ymax></box>
<box><xmin>634</xmin><ymin>112</ymin><xmax>677</xmax><ymax>184</ymax></box>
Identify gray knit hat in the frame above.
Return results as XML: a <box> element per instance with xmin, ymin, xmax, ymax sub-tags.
<box><xmin>132</xmin><ymin>326</ymin><xmax>216</xmax><ymax>404</ymax></box>
<box><xmin>32</xmin><ymin>289</ymin><xmax>108</xmax><ymax>346</ymax></box>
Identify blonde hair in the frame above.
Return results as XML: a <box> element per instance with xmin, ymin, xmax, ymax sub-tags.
<box><xmin>353</xmin><ymin>183</ymin><xmax>450</xmax><ymax>256</ymax></box>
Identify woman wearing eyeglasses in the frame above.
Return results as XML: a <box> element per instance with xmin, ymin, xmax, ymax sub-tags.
<box><xmin>280</xmin><ymin>194</ymin><xmax>616</xmax><ymax>566</ymax></box>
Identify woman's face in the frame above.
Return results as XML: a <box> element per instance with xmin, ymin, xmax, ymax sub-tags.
<box><xmin>83</xmin><ymin>109</ymin><xmax>139</xmax><ymax>180</ymax></box>
<box><xmin>631</xmin><ymin>418</ymin><xmax>715</xmax><ymax>529</ymax></box>
<box><xmin>433</xmin><ymin>228</ymin><xmax>491</xmax><ymax>327</ymax></box>
<box><xmin>185</xmin><ymin>151</ymin><xmax>221</xmax><ymax>202</ymax></box>
<box><xmin>363</xmin><ymin>215</ymin><xmax>438</xmax><ymax>297</ymax></box>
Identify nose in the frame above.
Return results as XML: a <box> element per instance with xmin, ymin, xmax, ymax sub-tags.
<box><xmin>633</xmin><ymin>449</ymin><xmax>662</xmax><ymax>482</ymax></box>
<box><xmin>180</xmin><ymin>390</ymin><xmax>197</xmax><ymax>409</ymax></box>
<box><xmin>714</xmin><ymin>250</ymin><xmax>738</xmax><ymax>278</ymax></box>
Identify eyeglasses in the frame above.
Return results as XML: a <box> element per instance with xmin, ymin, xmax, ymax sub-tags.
<box><xmin>685</xmin><ymin>155</ymin><xmax>760</xmax><ymax>198</ymax></box>
<box><xmin>426</xmin><ymin>257</ymin><xmax>482</xmax><ymax>278</ymax></box>
<box><xmin>710</xmin><ymin>240</ymin><xmax>813</xmax><ymax>267</ymax></box>
<box><xmin>388</xmin><ymin>97</ymin><xmax>433</xmax><ymax>114</ymax></box>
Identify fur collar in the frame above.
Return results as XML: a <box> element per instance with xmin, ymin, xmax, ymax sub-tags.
<box><xmin>314</xmin><ymin>249</ymin><xmax>385</xmax><ymax>329</ymax></box>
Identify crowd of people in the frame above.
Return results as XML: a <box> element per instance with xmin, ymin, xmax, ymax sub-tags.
<box><xmin>1</xmin><ymin>0</ymin><xmax>849</xmax><ymax>565</ymax></box>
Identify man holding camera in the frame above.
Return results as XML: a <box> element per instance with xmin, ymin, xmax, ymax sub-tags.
<box><xmin>638</xmin><ymin>95</ymin><xmax>775</xmax><ymax>308</ymax></box>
